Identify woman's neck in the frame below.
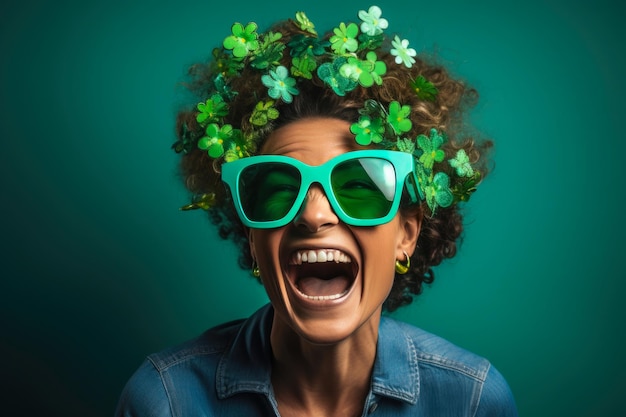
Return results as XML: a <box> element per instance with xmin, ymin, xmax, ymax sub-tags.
<box><xmin>269</xmin><ymin>314</ymin><xmax>380</xmax><ymax>417</ymax></box>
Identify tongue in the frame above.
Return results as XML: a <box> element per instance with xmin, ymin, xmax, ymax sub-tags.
<box><xmin>297</xmin><ymin>275</ymin><xmax>351</xmax><ymax>297</ymax></box>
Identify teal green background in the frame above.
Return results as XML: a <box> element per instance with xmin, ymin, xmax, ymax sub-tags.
<box><xmin>1</xmin><ymin>0</ymin><xmax>624</xmax><ymax>415</ymax></box>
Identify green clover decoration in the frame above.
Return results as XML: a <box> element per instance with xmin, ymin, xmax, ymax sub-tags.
<box><xmin>196</xmin><ymin>95</ymin><xmax>229</xmax><ymax>125</ymax></box>
<box><xmin>223</xmin><ymin>129</ymin><xmax>251</xmax><ymax>162</ymax></box>
<box><xmin>451</xmin><ymin>171</ymin><xmax>481</xmax><ymax>202</ymax></box>
<box><xmin>295</xmin><ymin>11</ymin><xmax>317</xmax><ymax>35</ymax></box>
<box><xmin>425</xmin><ymin>172</ymin><xmax>454</xmax><ymax>212</ymax></box>
<box><xmin>250</xmin><ymin>31</ymin><xmax>285</xmax><ymax>70</ymax></box>
<box><xmin>317</xmin><ymin>57</ymin><xmax>358</xmax><ymax>96</ymax></box>
<box><xmin>172</xmin><ymin>122</ymin><xmax>195</xmax><ymax>154</ymax></box>
<box><xmin>212</xmin><ymin>74</ymin><xmax>237</xmax><ymax>101</ymax></box>
<box><xmin>449</xmin><ymin>149</ymin><xmax>474</xmax><ymax>177</ymax></box>
<box><xmin>350</xmin><ymin>115</ymin><xmax>385</xmax><ymax>146</ymax></box>
<box><xmin>223</xmin><ymin>22</ymin><xmax>260</xmax><ymax>58</ymax></box>
<box><xmin>390</xmin><ymin>35</ymin><xmax>416</xmax><ymax>68</ymax></box>
<box><xmin>330</xmin><ymin>22</ymin><xmax>359</xmax><ymax>54</ymax></box>
<box><xmin>198</xmin><ymin>123</ymin><xmax>235</xmax><ymax>158</ymax></box>
<box><xmin>339</xmin><ymin>52</ymin><xmax>386</xmax><ymax>87</ymax></box>
<box><xmin>291</xmin><ymin>56</ymin><xmax>317</xmax><ymax>79</ymax></box>
<box><xmin>261</xmin><ymin>66</ymin><xmax>299</xmax><ymax>103</ymax></box>
<box><xmin>179</xmin><ymin>193</ymin><xmax>216</xmax><ymax>211</ymax></box>
<box><xmin>387</xmin><ymin>101</ymin><xmax>412</xmax><ymax>134</ymax></box>
<box><xmin>417</xmin><ymin>128</ymin><xmax>446</xmax><ymax>169</ymax></box>
<box><xmin>396</xmin><ymin>137</ymin><xmax>416</xmax><ymax>154</ymax></box>
<box><xmin>211</xmin><ymin>47</ymin><xmax>244</xmax><ymax>77</ymax></box>
<box><xmin>410</xmin><ymin>75</ymin><xmax>438</xmax><ymax>101</ymax></box>
<box><xmin>358</xmin><ymin>5</ymin><xmax>388</xmax><ymax>36</ymax></box>
<box><xmin>250</xmin><ymin>100</ymin><xmax>279</xmax><ymax>127</ymax></box>
<box><xmin>287</xmin><ymin>35</ymin><xmax>329</xmax><ymax>58</ymax></box>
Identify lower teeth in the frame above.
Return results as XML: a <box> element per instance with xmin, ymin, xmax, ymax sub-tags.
<box><xmin>298</xmin><ymin>289</ymin><xmax>349</xmax><ymax>301</ymax></box>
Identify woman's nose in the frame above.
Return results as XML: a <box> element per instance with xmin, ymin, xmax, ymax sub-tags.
<box><xmin>293</xmin><ymin>184</ymin><xmax>339</xmax><ymax>232</ymax></box>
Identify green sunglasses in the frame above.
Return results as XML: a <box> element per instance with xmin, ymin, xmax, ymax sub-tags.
<box><xmin>221</xmin><ymin>150</ymin><xmax>423</xmax><ymax>228</ymax></box>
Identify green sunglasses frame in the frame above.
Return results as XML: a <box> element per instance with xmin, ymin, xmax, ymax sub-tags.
<box><xmin>221</xmin><ymin>149</ymin><xmax>424</xmax><ymax>228</ymax></box>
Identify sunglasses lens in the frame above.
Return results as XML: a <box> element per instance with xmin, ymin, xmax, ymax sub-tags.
<box><xmin>239</xmin><ymin>162</ymin><xmax>302</xmax><ymax>222</ymax></box>
<box><xmin>331</xmin><ymin>158</ymin><xmax>396</xmax><ymax>220</ymax></box>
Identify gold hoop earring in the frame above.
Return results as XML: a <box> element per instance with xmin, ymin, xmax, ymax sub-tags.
<box><xmin>251</xmin><ymin>261</ymin><xmax>261</xmax><ymax>278</ymax></box>
<box><xmin>395</xmin><ymin>251</ymin><xmax>410</xmax><ymax>274</ymax></box>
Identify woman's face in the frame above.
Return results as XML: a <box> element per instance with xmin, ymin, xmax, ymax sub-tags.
<box><xmin>248</xmin><ymin>117</ymin><xmax>420</xmax><ymax>345</ymax></box>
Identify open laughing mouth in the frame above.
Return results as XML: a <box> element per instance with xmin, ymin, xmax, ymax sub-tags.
<box><xmin>287</xmin><ymin>249</ymin><xmax>358</xmax><ymax>301</ymax></box>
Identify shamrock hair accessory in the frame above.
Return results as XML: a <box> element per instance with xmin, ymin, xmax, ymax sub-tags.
<box><xmin>174</xmin><ymin>5</ymin><xmax>482</xmax><ymax>215</ymax></box>
<box><xmin>179</xmin><ymin>193</ymin><xmax>217</xmax><ymax>211</ymax></box>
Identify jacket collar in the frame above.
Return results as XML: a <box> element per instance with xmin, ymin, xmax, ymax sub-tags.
<box><xmin>216</xmin><ymin>304</ymin><xmax>419</xmax><ymax>405</ymax></box>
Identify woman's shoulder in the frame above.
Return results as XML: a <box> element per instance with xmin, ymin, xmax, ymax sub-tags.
<box><xmin>381</xmin><ymin>316</ymin><xmax>491</xmax><ymax>378</ymax></box>
<box><xmin>147</xmin><ymin>317</ymin><xmax>247</xmax><ymax>371</ymax></box>
<box><xmin>379</xmin><ymin>317</ymin><xmax>517</xmax><ymax>417</ymax></box>
<box><xmin>114</xmin><ymin>307</ymin><xmax>273</xmax><ymax>417</ymax></box>
<box><xmin>379</xmin><ymin>316</ymin><xmax>518</xmax><ymax>415</ymax></box>
<box><xmin>147</xmin><ymin>304</ymin><xmax>273</xmax><ymax>370</ymax></box>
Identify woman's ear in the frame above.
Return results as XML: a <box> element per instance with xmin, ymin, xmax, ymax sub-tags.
<box><xmin>396</xmin><ymin>207</ymin><xmax>422</xmax><ymax>258</ymax></box>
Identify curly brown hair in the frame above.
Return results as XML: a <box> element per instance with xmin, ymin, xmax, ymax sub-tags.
<box><xmin>174</xmin><ymin>20</ymin><xmax>492</xmax><ymax>312</ymax></box>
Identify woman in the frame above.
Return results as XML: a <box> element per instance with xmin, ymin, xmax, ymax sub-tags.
<box><xmin>116</xmin><ymin>6</ymin><xmax>518</xmax><ymax>416</ymax></box>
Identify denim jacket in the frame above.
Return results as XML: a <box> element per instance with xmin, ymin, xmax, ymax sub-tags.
<box><xmin>115</xmin><ymin>304</ymin><xmax>518</xmax><ymax>416</ymax></box>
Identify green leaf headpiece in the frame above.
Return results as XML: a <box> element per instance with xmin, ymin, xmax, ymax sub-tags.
<box><xmin>174</xmin><ymin>5</ymin><xmax>481</xmax><ymax>215</ymax></box>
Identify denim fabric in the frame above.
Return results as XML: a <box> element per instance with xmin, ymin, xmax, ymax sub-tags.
<box><xmin>115</xmin><ymin>304</ymin><xmax>518</xmax><ymax>416</ymax></box>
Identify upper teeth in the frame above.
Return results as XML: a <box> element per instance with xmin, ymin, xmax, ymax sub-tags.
<box><xmin>290</xmin><ymin>249</ymin><xmax>351</xmax><ymax>265</ymax></box>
